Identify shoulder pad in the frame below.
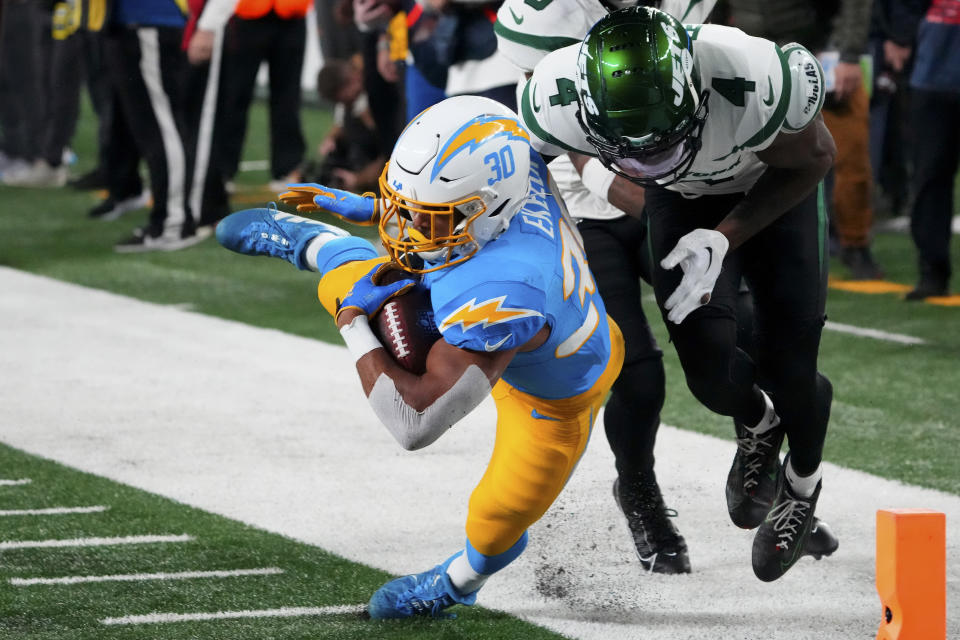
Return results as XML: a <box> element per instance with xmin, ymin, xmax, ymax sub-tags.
<box><xmin>433</xmin><ymin>280</ymin><xmax>547</xmax><ymax>353</ymax></box>
<box><xmin>780</xmin><ymin>43</ymin><xmax>825</xmax><ymax>133</ymax></box>
<box><xmin>519</xmin><ymin>45</ymin><xmax>595</xmax><ymax>157</ymax></box>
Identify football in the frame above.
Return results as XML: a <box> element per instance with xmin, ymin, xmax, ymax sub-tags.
<box><xmin>371</xmin><ymin>280</ymin><xmax>442</xmax><ymax>374</ymax></box>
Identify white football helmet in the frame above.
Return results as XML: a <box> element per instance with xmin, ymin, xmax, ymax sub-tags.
<box><xmin>379</xmin><ymin>95</ymin><xmax>532</xmax><ymax>273</ymax></box>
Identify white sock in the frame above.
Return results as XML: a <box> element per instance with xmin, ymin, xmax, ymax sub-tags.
<box><xmin>785</xmin><ymin>457</ymin><xmax>822</xmax><ymax>498</ymax></box>
<box><xmin>446</xmin><ymin>551</ymin><xmax>489</xmax><ymax>595</ymax></box>
<box><xmin>746</xmin><ymin>390</ymin><xmax>780</xmax><ymax>434</ymax></box>
<box><xmin>303</xmin><ymin>235</ymin><xmax>333</xmax><ymax>272</ymax></box>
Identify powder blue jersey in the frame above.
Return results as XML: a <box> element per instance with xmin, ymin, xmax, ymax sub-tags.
<box><xmin>423</xmin><ymin>151</ymin><xmax>612</xmax><ymax>399</ymax></box>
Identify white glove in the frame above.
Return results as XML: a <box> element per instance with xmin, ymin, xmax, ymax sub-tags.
<box><xmin>660</xmin><ymin>228</ymin><xmax>729</xmax><ymax>325</ymax></box>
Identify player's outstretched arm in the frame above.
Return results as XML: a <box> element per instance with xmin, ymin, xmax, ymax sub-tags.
<box><xmin>659</xmin><ymin>117</ymin><xmax>835</xmax><ymax>324</ymax></box>
<box><xmin>278</xmin><ymin>183</ymin><xmax>380</xmax><ymax>226</ymax></box>
<box><xmin>713</xmin><ymin>115</ymin><xmax>836</xmax><ymax>251</ymax></box>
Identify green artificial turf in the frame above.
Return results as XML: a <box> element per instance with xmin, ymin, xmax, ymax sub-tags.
<box><xmin>0</xmin><ymin>444</ymin><xmax>565</xmax><ymax>640</ymax></box>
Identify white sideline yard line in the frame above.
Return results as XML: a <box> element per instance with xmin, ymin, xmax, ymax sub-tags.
<box><xmin>637</xmin><ymin>299</ymin><xmax>925</xmax><ymax>345</ymax></box>
<box><xmin>0</xmin><ymin>505</ymin><xmax>108</xmax><ymax>516</ymax></box>
<box><xmin>101</xmin><ymin>604</ymin><xmax>367</xmax><ymax>626</ymax></box>
<box><xmin>238</xmin><ymin>159</ymin><xmax>269</xmax><ymax>172</ymax></box>
<box><xmin>824</xmin><ymin>320</ymin><xmax>926</xmax><ymax>345</ymax></box>
<box><xmin>0</xmin><ymin>478</ymin><xmax>32</xmax><ymax>486</ymax></box>
<box><xmin>11</xmin><ymin>567</ymin><xmax>284</xmax><ymax>586</ymax></box>
<box><xmin>0</xmin><ymin>534</ymin><xmax>193</xmax><ymax>550</ymax></box>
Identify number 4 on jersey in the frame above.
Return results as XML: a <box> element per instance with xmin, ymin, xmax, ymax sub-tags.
<box><xmin>549</xmin><ymin>78</ymin><xmax>578</xmax><ymax>107</ymax></box>
<box><xmin>711</xmin><ymin>76</ymin><xmax>755</xmax><ymax>107</ymax></box>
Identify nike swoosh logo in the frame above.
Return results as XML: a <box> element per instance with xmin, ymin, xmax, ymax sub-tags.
<box><xmin>531</xmin><ymin>409</ymin><xmax>561</xmax><ymax>421</ymax></box>
<box><xmin>484</xmin><ymin>334</ymin><xmax>512</xmax><ymax>351</ymax></box>
<box><xmin>763</xmin><ymin>76</ymin><xmax>774</xmax><ymax>106</ymax></box>
<box><xmin>532</xmin><ymin>84</ymin><xmax>541</xmax><ymax>113</ymax></box>
<box><xmin>509</xmin><ymin>7</ymin><xmax>524</xmax><ymax>24</ymax></box>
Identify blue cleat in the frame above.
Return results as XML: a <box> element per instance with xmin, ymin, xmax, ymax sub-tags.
<box><xmin>368</xmin><ymin>553</ymin><xmax>478</xmax><ymax>619</ymax></box>
<box><xmin>215</xmin><ymin>205</ymin><xmax>349</xmax><ymax>271</ymax></box>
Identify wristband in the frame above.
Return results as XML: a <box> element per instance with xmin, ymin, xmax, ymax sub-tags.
<box><xmin>339</xmin><ymin>315</ymin><xmax>382</xmax><ymax>363</ymax></box>
<box><xmin>580</xmin><ymin>158</ymin><xmax>616</xmax><ymax>200</ymax></box>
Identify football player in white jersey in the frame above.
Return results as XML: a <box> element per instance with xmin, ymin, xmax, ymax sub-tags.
<box><xmin>519</xmin><ymin>6</ymin><xmax>838</xmax><ymax>581</ymax></box>
<box><xmin>494</xmin><ymin>0</ymin><xmax>718</xmax><ymax>576</ymax></box>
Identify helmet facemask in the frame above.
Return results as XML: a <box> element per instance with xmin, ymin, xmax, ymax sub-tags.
<box><xmin>578</xmin><ymin>92</ymin><xmax>708</xmax><ymax>187</ymax></box>
<box><xmin>379</xmin><ymin>165</ymin><xmax>514</xmax><ymax>273</ymax></box>
<box><xmin>378</xmin><ymin>96</ymin><xmax>532</xmax><ymax>273</ymax></box>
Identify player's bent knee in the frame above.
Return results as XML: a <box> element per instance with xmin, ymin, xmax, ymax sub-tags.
<box><xmin>315</xmin><ymin>236</ymin><xmax>378</xmax><ymax>276</ymax></box>
<box><xmin>316</xmin><ymin>254</ymin><xmax>389</xmax><ymax>317</ymax></box>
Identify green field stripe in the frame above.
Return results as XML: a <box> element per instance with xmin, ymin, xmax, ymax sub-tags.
<box><xmin>101</xmin><ymin>605</ymin><xmax>367</xmax><ymax>626</ymax></box>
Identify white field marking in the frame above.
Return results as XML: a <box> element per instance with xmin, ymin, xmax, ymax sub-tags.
<box><xmin>876</xmin><ymin>214</ymin><xmax>960</xmax><ymax>233</ymax></box>
<box><xmin>0</xmin><ymin>534</ymin><xmax>193</xmax><ymax>550</ymax></box>
<box><xmin>640</xmin><ymin>299</ymin><xmax>925</xmax><ymax>344</ymax></box>
<box><xmin>238</xmin><ymin>159</ymin><xmax>269</xmax><ymax>172</ymax></box>
<box><xmin>0</xmin><ymin>478</ymin><xmax>32</xmax><ymax>486</ymax></box>
<box><xmin>0</xmin><ymin>505</ymin><xmax>108</xmax><ymax>517</ymax></box>
<box><xmin>11</xmin><ymin>567</ymin><xmax>283</xmax><ymax>587</ymax></box>
<box><xmin>824</xmin><ymin>320</ymin><xmax>926</xmax><ymax>345</ymax></box>
<box><xmin>101</xmin><ymin>604</ymin><xmax>367</xmax><ymax>626</ymax></box>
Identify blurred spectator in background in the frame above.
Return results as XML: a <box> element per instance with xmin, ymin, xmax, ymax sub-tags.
<box><xmin>0</xmin><ymin>0</ymin><xmax>80</xmax><ymax>187</ymax></box>
<box><xmin>86</xmin><ymin>106</ymin><xmax>151</xmax><ymax>222</ymax></box>
<box><xmin>104</xmin><ymin>0</ymin><xmax>202</xmax><ymax>251</ymax></box>
<box><xmin>726</xmin><ymin>0</ymin><xmax>885</xmax><ymax>280</ymax></box>
<box><xmin>905</xmin><ymin>0</ymin><xmax>960</xmax><ymax>300</ymax></box>
<box><xmin>348</xmin><ymin>0</ymin><xmax>405</xmax><ymax>156</ymax></box>
<box><xmin>183</xmin><ymin>0</ymin><xmax>234</xmax><ymax>232</ymax></box>
<box><xmin>309</xmin><ymin>58</ymin><xmax>385</xmax><ymax>193</ymax></box>
<box><xmin>357</xmin><ymin>0</ymin><xmax>522</xmax><ymax>122</ymax></box>
<box><xmin>868</xmin><ymin>0</ymin><xmax>916</xmax><ymax>220</ymax></box>
<box><xmin>217</xmin><ymin>0</ymin><xmax>310</xmax><ymax>192</ymax></box>
<box><xmin>316</xmin><ymin>0</ymin><xmax>363</xmax><ymax>60</ymax></box>
<box><xmin>69</xmin><ymin>0</ymin><xmax>119</xmax><ymax>192</ymax></box>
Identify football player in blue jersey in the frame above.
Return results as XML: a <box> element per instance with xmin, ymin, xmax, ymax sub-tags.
<box><xmin>216</xmin><ymin>95</ymin><xmax>625</xmax><ymax>619</ymax></box>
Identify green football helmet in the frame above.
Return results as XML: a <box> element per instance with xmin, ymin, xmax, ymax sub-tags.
<box><xmin>575</xmin><ymin>6</ymin><xmax>709</xmax><ymax>186</ymax></box>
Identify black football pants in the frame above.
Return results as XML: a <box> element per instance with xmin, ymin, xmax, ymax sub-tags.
<box><xmin>579</xmin><ymin>215</ymin><xmax>664</xmax><ymax>477</ymax></box>
<box><xmin>644</xmin><ymin>185</ymin><xmax>832</xmax><ymax>475</ymax></box>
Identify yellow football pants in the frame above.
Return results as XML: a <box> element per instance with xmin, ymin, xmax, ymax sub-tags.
<box><xmin>466</xmin><ymin>318</ymin><xmax>624</xmax><ymax>556</ymax></box>
<box><xmin>317</xmin><ymin>259</ymin><xmax>625</xmax><ymax>558</ymax></box>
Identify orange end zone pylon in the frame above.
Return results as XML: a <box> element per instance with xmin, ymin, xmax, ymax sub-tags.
<box><xmin>876</xmin><ymin>509</ymin><xmax>946</xmax><ymax>640</ymax></box>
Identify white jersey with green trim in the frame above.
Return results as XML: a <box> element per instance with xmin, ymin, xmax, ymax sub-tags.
<box><xmin>495</xmin><ymin>0</ymin><xmax>717</xmax><ymax>73</ymax></box>
<box><xmin>519</xmin><ymin>24</ymin><xmax>825</xmax><ymax>197</ymax></box>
